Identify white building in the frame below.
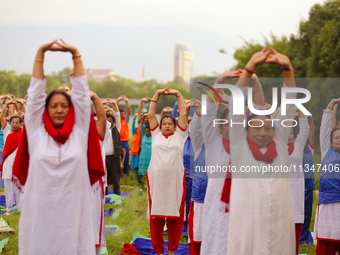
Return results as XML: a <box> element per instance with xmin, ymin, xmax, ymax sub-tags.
<box><xmin>174</xmin><ymin>44</ymin><xmax>194</xmax><ymax>84</ymax></box>
<box><xmin>86</xmin><ymin>69</ymin><xmax>115</xmax><ymax>83</ymax></box>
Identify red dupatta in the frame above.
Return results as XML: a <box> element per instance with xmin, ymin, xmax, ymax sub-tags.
<box><xmin>247</xmin><ymin>137</ymin><xmax>277</xmax><ymax>164</ymax></box>
<box><xmin>221</xmin><ymin>138</ymin><xmax>232</xmax><ymax>212</ymax></box>
<box><xmin>288</xmin><ymin>143</ymin><xmax>294</xmax><ymax>155</ymax></box>
<box><xmin>12</xmin><ymin>104</ymin><xmax>105</xmax><ymax>189</ymax></box>
<box><xmin>0</xmin><ymin>127</ymin><xmax>22</xmax><ymax>176</ymax></box>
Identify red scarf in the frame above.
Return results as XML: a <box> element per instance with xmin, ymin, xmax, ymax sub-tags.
<box><xmin>247</xmin><ymin>137</ymin><xmax>277</xmax><ymax>163</ymax></box>
<box><xmin>12</xmin><ymin>105</ymin><xmax>105</xmax><ymax>187</ymax></box>
<box><xmin>288</xmin><ymin>143</ymin><xmax>294</xmax><ymax>155</ymax></box>
<box><xmin>0</xmin><ymin>128</ymin><xmax>22</xmax><ymax>175</ymax></box>
<box><xmin>221</xmin><ymin>138</ymin><xmax>232</xmax><ymax>212</ymax></box>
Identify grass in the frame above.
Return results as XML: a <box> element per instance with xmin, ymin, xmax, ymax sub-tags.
<box><xmin>0</xmin><ymin>153</ymin><xmax>324</xmax><ymax>254</ymax></box>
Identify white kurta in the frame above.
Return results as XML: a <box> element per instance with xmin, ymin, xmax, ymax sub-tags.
<box><xmin>189</xmin><ymin>112</ymin><xmax>205</xmax><ymax>243</ymax></box>
<box><xmin>2</xmin><ymin>124</ymin><xmax>16</xmax><ymax>180</ymax></box>
<box><xmin>3</xmin><ymin>124</ymin><xmax>22</xmax><ymax>211</ymax></box>
<box><xmin>19</xmin><ymin>75</ymin><xmax>95</xmax><ymax>255</ymax></box>
<box><xmin>147</xmin><ymin>124</ymin><xmax>186</xmax><ymax>218</ymax></box>
<box><xmin>313</xmin><ymin>110</ymin><xmax>340</xmax><ymax>240</ymax></box>
<box><xmin>288</xmin><ymin>118</ymin><xmax>309</xmax><ymax>224</ymax></box>
<box><xmin>200</xmin><ymin>102</ymin><xmax>230</xmax><ymax>255</ymax></box>
<box><xmin>93</xmin><ymin>121</ymin><xmax>111</xmax><ymax>247</ymax></box>
<box><xmin>226</xmin><ymin>86</ymin><xmax>295</xmax><ymax>255</ymax></box>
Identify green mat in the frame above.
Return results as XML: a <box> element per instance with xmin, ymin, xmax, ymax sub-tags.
<box><xmin>105</xmin><ymin>194</ymin><xmax>122</xmax><ymax>206</ymax></box>
<box><xmin>0</xmin><ymin>218</ymin><xmax>13</xmax><ymax>232</ymax></box>
<box><xmin>101</xmin><ymin>246</ymin><xmax>108</xmax><ymax>255</ymax></box>
<box><xmin>112</xmin><ymin>208</ymin><xmax>122</xmax><ymax>220</ymax></box>
<box><xmin>130</xmin><ymin>231</ymin><xmax>151</xmax><ymax>244</ymax></box>
<box><xmin>0</xmin><ymin>238</ymin><xmax>9</xmax><ymax>253</ymax></box>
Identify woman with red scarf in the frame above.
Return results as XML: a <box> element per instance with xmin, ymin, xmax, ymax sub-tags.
<box><xmin>0</xmin><ymin>98</ymin><xmax>24</xmax><ymax>214</ymax></box>
<box><xmin>13</xmin><ymin>40</ymin><xmax>105</xmax><ymax>255</ymax></box>
<box><xmin>226</xmin><ymin>48</ymin><xmax>296</xmax><ymax>255</ymax></box>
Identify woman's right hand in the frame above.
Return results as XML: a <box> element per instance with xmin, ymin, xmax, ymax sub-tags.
<box><xmin>39</xmin><ymin>40</ymin><xmax>59</xmax><ymax>53</ymax></box>
<box><xmin>157</xmin><ymin>88</ymin><xmax>169</xmax><ymax>95</ymax></box>
<box><xmin>246</xmin><ymin>48</ymin><xmax>273</xmax><ymax>71</ymax></box>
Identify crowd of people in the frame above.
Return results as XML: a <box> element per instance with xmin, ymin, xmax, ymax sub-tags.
<box><xmin>0</xmin><ymin>40</ymin><xmax>338</xmax><ymax>255</ymax></box>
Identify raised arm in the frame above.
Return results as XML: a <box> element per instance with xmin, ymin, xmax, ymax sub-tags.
<box><xmin>166</xmin><ymin>89</ymin><xmax>187</xmax><ymax>130</ymax></box>
<box><xmin>321</xmin><ymin>98</ymin><xmax>340</xmax><ymax>159</ymax></box>
<box><xmin>332</xmin><ymin>103</ymin><xmax>338</xmax><ymax>129</ymax></box>
<box><xmin>121</xmin><ymin>95</ymin><xmax>131</xmax><ymax>120</ymax></box>
<box><xmin>91</xmin><ymin>91</ymin><xmax>106</xmax><ymax>139</ymax></box>
<box><xmin>148</xmin><ymin>88</ymin><xmax>167</xmax><ymax>130</ymax></box>
<box><xmin>308</xmin><ymin>116</ymin><xmax>315</xmax><ymax>147</ymax></box>
<box><xmin>0</xmin><ymin>100</ymin><xmax>13</xmax><ymax>128</ymax></box>
<box><xmin>55</xmin><ymin>40</ymin><xmax>90</xmax><ymax>131</ymax></box>
<box><xmin>138</xmin><ymin>98</ymin><xmax>151</xmax><ymax>122</ymax></box>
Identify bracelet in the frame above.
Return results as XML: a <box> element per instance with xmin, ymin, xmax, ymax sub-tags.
<box><xmin>151</xmin><ymin>100</ymin><xmax>158</xmax><ymax>103</ymax></box>
<box><xmin>73</xmin><ymin>58</ymin><xmax>82</xmax><ymax>63</ymax></box>
<box><xmin>176</xmin><ymin>92</ymin><xmax>181</xmax><ymax>98</ymax></box>
<box><xmin>245</xmin><ymin>66</ymin><xmax>254</xmax><ymax>74</ymax></box>
<box><xmin>35</xmin><ymin>59</ymin><xmax>44</xmax><ymax>62</ymax></box>
<box><xmin>72</xmin><ymin>54</ymin><xmax>81</xmax><ymax>59</ymax></box>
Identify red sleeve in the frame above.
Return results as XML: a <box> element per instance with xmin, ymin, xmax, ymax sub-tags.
<box><xmin>177</xmin><ymin>123</ymin><xmax>187</xmax><ymax>131</ymax></box>
<box><xmin>150</xmin><ymin>123</ymin><xmax>159</xmax><ymax>131</ymax></box>
<box><xmin>308</xmin><ymin>142</ymin><xmax>316</xmax><ymax>149</ymax></box>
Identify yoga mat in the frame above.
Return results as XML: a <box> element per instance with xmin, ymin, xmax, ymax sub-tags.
<box><xmin>105</xmin><ymin>194</ymin><xmax>122</xmax><ymax>205</ymax></box>
<box><xmin>131</xmin><ymin>231</ymin><xmax>188</xmax><ymax>255</ymax></box>
<box><xmin>0</xmin><ymin>238</ymin><xmax>9</xmax><ymax>253</ymax></box>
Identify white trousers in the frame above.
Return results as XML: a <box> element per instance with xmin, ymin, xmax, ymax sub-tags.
<box><xmin>4</xmin><ymin>179</ymin><xmax>21</xmax><ymax>211</ymax></box>
<box><xmin>95</xmin><ymin>247</ymin><xmax>101</xmax><ymax>255</ymax></box>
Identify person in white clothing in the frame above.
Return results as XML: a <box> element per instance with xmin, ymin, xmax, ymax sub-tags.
<box><xmin>227</xmin><ymin>48</ymin><xmax>296</xmax><ymax>255</ymax></box>
<box><xmin>0</xmin><ymin>98</ymin><xmax>24</xmax><ymax>214</ymax></box>
<box><xmin>13</xmin><ymin>39</ymin><xmax>105</xmax><ymax>255</ymax></box>
<box><xmin>287</xmin><ymin>109</ymin><xmax>310</xmax><ymax>255</ymax></box>
<box><xmin>91</xmin><ymin>91</ymin><xmax>108</xmax><ymax>255</ymax></box>
<box><xmin>147</xmin><ymin>87</ymin><xmax>187</xmax><ymax>255</ymax></box>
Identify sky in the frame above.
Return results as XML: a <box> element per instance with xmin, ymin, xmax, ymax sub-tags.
<box><xmin>0</xmin><ymin>0</ymin><xmax>327</xmax><ymax>82</ymax></box>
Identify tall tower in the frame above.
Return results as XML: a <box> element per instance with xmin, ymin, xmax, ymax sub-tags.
<box><xmin>174</xmin><ymin>44</ymin><xmax>193</xmax><ymax>84</ymax></box>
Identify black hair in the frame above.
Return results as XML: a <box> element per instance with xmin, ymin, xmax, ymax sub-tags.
<box><xmin>93</xmin><ymin>111</ymin><xmax>97</xmax><ymax>117</ymax></box>
<box><xmin>119</xmin><ymin>109</ymin><xmax>125</xmax><ymax>113</ymax></box>
<box><xmin>10</xmin><ymin>115</ymin><xmax>23</xmax><ymax>124</ymax></box>
<box><xmin>45</xmin><ymin>91</ymin><xmax>71</xmax><ymax>110</ymax></box>
<box><xmin>218</xmin><ymin>107</ymin><xmax>229</xmax><ymax>129</ymax></box>
<box><xmin>159</xmin><ymin>114</ymin><xmax>176</xmax><ymax>129</ymax></box>
<box><xmin>246</xmin><ymin>114</ymin><xmax>274</xmax><ymax>131</ymax></box>
<box><xmin>144</xmin><ymin>123</ymin><xmax>150</xmax><ymax>130</ymax></box>
<box><xmin>330</xmin><ymin>128</ymin><xmax>340</xmax><ymax>144</ymax></box>
<box><xmin>106</xmin><ymin>113</ymin><xmax>115</xmax><ymax>123</ymax></box>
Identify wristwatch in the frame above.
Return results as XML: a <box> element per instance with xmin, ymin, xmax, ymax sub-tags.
<box><xmin>176</xmin><ymin>92</ymin><xmax>181</xmax><ymax>98</ymax></box>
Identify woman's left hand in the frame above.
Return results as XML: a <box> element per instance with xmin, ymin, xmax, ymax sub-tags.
<box><xmin>264</xmin><ymin>48</ymin><xmax>291</xmax><ymax>69</ymax></box>
<box><xmin>164</xmin><ymin>88</ymin><xmax>179</xmax><ymax>96</ymax></box>
<box><xmin>55</xmin><ymin>39</ymin><xmax>79</xmax><ymax>55</ymax></box>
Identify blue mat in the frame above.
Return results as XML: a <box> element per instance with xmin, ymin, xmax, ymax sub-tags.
<box><xmin>105</xmin><ymin>225</ymin><xmax>118</xmax><ymax>234</ymax></box>
<box><xmin>0</xmin><ymin>197</ymin><xmax>5</xmax><ymax>208</ymax></box>
<box><xmin>104</xmin><ymin>208</ymin><xmax>115</xmax><ymax>218</ymax></box>
<box><xmin>133</xmin><ymin>238</ymin><xmax>188</xmax><ymax>255</ymax></box>
<box><xmin>131</xmin><ymin>231</ymin><xmax>188</xmax><ymax>255</ymax></box>
<box><xmin>108</xmin><ymin>190</ymin><xmax>130</xmax><ymax>197</ymax></box>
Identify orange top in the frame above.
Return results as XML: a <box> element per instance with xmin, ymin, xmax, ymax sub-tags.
<box><xmin>120</xmin><ymin>118</ymin><xmax>130</xmax><ymax>142</ymax></box>
<box><xmin>131</xmin><ymin>124</ymin><xmax>141</xmax><ymax>155</ymax></box>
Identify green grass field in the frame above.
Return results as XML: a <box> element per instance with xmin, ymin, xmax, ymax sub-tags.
<box><xmin>0</xmin><ymin>159</ymin><xmax>323</xmax><ymax>254</ymax></box>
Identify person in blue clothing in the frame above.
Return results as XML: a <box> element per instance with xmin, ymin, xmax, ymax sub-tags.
<box><xmin>313</xmin><ymin>98</ymin><xmax>340</xmax><ymax>255</ymax></box>
<box><xmin>299</xmin><ymin>116</ymin><xmax>316</xmax><ymax>245</ymax></box>
<box><xmin>138</xmin><ymin>123</ymin><xmax>152</xmax><ymax>177</ymax></box>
